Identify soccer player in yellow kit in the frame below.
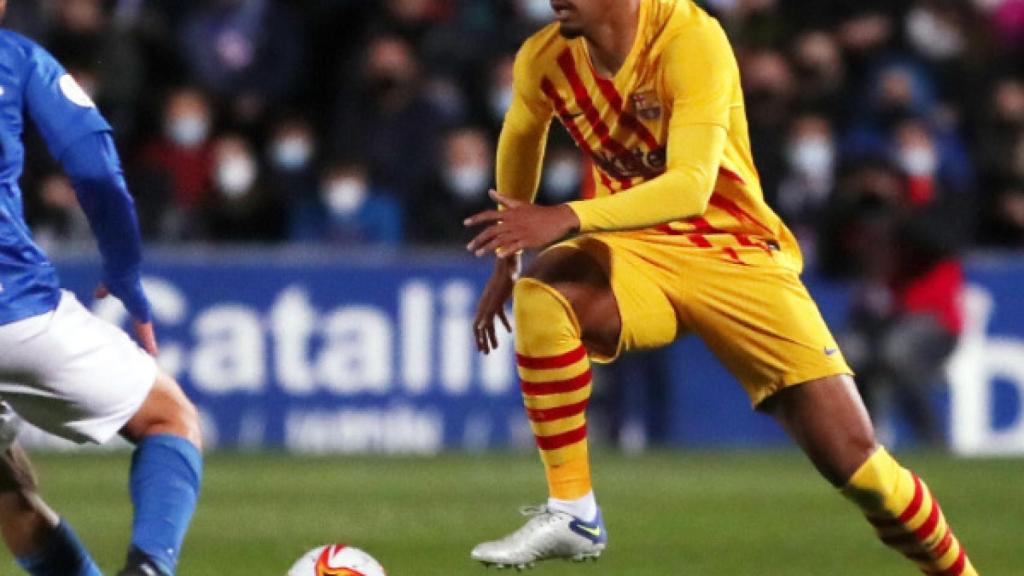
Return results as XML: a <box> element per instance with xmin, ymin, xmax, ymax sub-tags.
<box><xmin>464</xmin><ymin>0</ymin><xmax>979</xmax><ymax>573</ymax></box>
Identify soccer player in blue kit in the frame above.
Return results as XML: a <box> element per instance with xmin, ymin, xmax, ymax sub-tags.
<box><xmin>0</xmin><ymin>2</ymin><xmax>203</xmax><ymax>575</ymax></box>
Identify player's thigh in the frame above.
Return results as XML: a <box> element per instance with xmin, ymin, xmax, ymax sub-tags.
<box><xmin>529</xmin><ymin>236</ymin><xmax>679</xmax><ymax>361</ymax></box>
<box><xmin>0</xmin><ymin>291</ymin><xmax>156</xmax><ymax>445</ymax></box>
<box><xmin>761</xmin><ymin>374</ymin><xmax>877</xmax><ymax>486</ymax></box>
<box><xmin>679</xmin><ymin>254</ymin><xmax>851</xmax><ymax>406</ymax></box>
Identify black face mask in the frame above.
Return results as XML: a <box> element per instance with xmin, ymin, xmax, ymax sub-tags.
<box><xmin>876</xmin><ymin>103</ymin><xmax>914</xmax><ymax>130</ymax></box>
<box><xmin>368</xmin><ymin>74</ymin><xmax>409</xmax><ymax>100</ymax></box>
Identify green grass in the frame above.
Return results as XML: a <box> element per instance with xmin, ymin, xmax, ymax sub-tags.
<box><xmin>2</xmin><ymin>451</ymin><xmax>1020</xmax><ymax>575</ymax></box>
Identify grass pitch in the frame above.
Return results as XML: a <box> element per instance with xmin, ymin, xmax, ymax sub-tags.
<box><xmin>3</xmin><ymin>451</ymin><xmax>1020</xmax><ymax>575</ymax></box>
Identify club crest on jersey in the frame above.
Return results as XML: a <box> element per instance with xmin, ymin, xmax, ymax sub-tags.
<box><xmin>631</xmin><ymin>90</ymin><xmax>661</xmax><ymax>121</ymax></box>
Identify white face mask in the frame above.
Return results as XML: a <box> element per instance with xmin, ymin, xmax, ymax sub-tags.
<box><xmin>217</xmin><ymin>156</ymin><xmax>257</xmax><ymax>198</ymax></box>
<box><xmin>271</xmin><ymin>137</ymin><xmax>313</xmax><ymax>171</ymax></box>
<box><xmin>489</xmin><ymin>85</ymin><xmax>514</xmax><ymax>121</ymax></box>
<box><xmin>521</xmin><ymin>0</ymin><xmax>553</xmax><ymax>22</ymax></box>
<box><xmin>543</xmin><ymin>159</ymin><xmax>582</xmax><ymax>200</ymax></box>
<box><xmin>906</xmin><ymin>7</ymin><xmax>965</xmax><ymax>61</ymax></box>
<box><xmin>167</xmin><ymin>115</ymin><xmax>210</xmax><ymax>148</ymax></box>
<box><xmin>899</xmin><ymin>146</ymin><xmax>939</xmax><ymax>177</ymax></box>
<box><xmin>446</xmin><ymin>165</ymin><xmax>490</xmax><ymax>201</ymax></box>
<box><xmin>787</xmin><ymin>137</ymin><xmax>835</xmax><ymax>180</ymax></box>
<box><xmin>324</xmin><ymin>179</ymin><xmax>367</xmax><ymax>216</ymax></box>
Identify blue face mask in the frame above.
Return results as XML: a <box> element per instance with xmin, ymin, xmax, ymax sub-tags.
<box><xmin>271</xmin><ymin>137</ymin><xmax>313</xmax><ymax>172</ymax></box>
<box><xmin>167</xmin><ymin>116</ymin><xmax>209</xmax><ymax>148</ymax></box>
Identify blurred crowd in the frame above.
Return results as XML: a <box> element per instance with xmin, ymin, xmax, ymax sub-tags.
<box><xmin>4</xmin><ymin>0</ymin><xmax>1023</xmax><ymax>258</ymax></box>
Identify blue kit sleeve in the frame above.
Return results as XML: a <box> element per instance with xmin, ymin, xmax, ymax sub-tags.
<box><xmin>60</xmin><ymin>132</ymin><xmax>151</xmax><ymax>322</ymax></box>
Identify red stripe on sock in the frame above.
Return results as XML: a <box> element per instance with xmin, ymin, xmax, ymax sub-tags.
<box><xmin>931</xmin><ymin>530</ymin><xmax>955</xmax><ymax>560</ymax></box>
<box><xmin>944</xmin><ymin>547</ymin><xmax>967</xmax><ymax>576</ymax></box>
<box><xmin>913</xmin><ymin>499</ymin><xmax>942</xmax><ymax>542</ymax></box>
<box><xmin>527</xmin><ymin>399</ymin><xmax>589</xmax><ymax>423</ymax></box>
<box><xmin>898</xmin><ymin>475</ymin><xmax>926</xmax><ymax>524</ymax></box>
<box><xmin>923</xmin><ymin>546</ymin><xmax>967</xmax><ymax>576</ymax></box>
<box><xmin>521</xmin><ymin>368</ymin><xmax>593</xmax><ymax>396</ymax></box>
<box><xmin>535</xmin><ymin>423</ymin><xmax>588</xmax><ymax>450</ymax></box>
<box><xmin>517</xmin><ymin>345</ymin><xmax>587</xmax><ymax>370</ymax></box>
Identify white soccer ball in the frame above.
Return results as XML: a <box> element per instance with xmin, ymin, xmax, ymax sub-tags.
<box><xmin>286</xmin><ymin>544</ymin><xmax>387</xmax><ymax>576</ymax></box>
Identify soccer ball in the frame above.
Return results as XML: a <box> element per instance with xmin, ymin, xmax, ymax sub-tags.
<box><xmin>287</xmin><ymin>544</ymin><xmax>387</xmax><ymax>576</ymax></box>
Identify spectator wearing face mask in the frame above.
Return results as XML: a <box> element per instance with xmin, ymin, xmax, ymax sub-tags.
<box><xmin>206</xmin><ymin>134</ymin><xmax>285</xmax><ymax>242</ymax></box>
<box><xmin>289</xmin><ymin>161</ymin><xmax>403</xmax><ymax>246</ymax></box>
<box><xmin>138</xmin><ymin>87</ymin><xmax>216</xmax><ymax>240</ymax></box>
<box><xmin>333</xmin><ymin>35</ymin><xmax>444</xmax><ymax>208</ymax></box>
<box><xmin>265</xmin><ymin>115</ymin><xmax>320</xmax><ymax>219</ymax></box>
<box><xmin>891</xmin><ymin>117</ymin><xmax>974</xmax><ymax>207</ymax></box>
<box><xmin>412</xmin><ymin>126</ymin><xmax>493</xmax><ymax>244</ymax></box>
<box><xmin>776</xmin><ymin>113</ymin><xmax>837</xmax><ymax>262</ymax></box>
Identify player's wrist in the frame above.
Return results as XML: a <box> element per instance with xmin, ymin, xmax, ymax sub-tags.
<box><xmin>102</xmin><ymin>268</ymin><xmax>152</xmax><ymax>322</ymax></box>
<box><xmin>561</xmin><ymin>202</ymin><xmax>585</xmax><ymax>234</ymax></box>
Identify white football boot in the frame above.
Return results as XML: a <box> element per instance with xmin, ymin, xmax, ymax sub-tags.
<box><xmin>471</xmin><ymin>505</ymin><xmax>607</xmax><ymax>570</ymax></box>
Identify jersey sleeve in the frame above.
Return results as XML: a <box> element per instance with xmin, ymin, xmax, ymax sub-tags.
<box><xmin>23</xmin><ymin>40</ymin><xmax>111</xmax><ymax>159</ymax></box>
<box><xmin>495</xmin><ymin>42</ymin><xmax>554</xmax><ymax>205</ymax></box>
<box><xmin>660</xmin><ymin>20</ymin><xmax>740</xmax><ymax>128</ymax></box>
<box><xmin>565</xmin><ymin>22</ymin><xmax>737</xmax><ymax>232</ymax></box>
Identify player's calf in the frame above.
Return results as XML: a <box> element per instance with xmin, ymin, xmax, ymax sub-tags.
<box><xmin>843</xmin><ymin>448</ymin><xmax>978</xmax><ymax>576</ymax></box>
<box><xmin>766</xmin><ymin>376</ymin><xmax>978</xmax><ymax>576</ymax></box>
<box><xmin>119</xmin><ymin>373</ymin><xmax>204</xmax><ymax>576</ymax></box>
<box><xmin>0</xmin><ymin>442</ymin><xmax>102</xmax><ymax>576</ymax></box>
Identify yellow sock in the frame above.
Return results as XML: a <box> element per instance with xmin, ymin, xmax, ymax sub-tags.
<box><xmin>842</xmin><ymin>447</ymin><xmax>978</xmax><ymax>576</ymax></box>
<box><xmin>514</xmin><ymin>278</ymin><xmax>593</xmax><ymax>500</ymax></box>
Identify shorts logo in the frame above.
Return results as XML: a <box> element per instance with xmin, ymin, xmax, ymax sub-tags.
<box><xmin>824</xmin><ymin>347</ymin><xmax>839</xmax><ymax>356</ymax></box>
<box><xmin>631</xmin><ymin>90</ymin><xmax>662</xmax><ymax>121</ymax></box>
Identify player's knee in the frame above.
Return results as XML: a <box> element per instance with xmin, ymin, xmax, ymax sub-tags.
<box><xmin>513</xmin><ymin>278</ymin><xmax>580</xmax><ymax>352</ymax></box>
<box><xmin>129</xmin><ymin>373</ymin><xmax>203</xmax><ymax>451</ymax></box>
<box><xmin>163</xmin><ymin>377</ymin><xmax>203</xmax><ymax>451</ymax></box>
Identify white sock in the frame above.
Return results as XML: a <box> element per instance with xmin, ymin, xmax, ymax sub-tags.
<box><xmin>548</xmin><ymin>491</ymin><xmax>598</xmax><ymax>521</ymax></box>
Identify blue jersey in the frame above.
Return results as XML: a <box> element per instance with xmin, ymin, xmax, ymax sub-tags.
<box><xmin>0</xmin><ymin>30</ymin><xmax>110</xmax><ymax>325</ymax></box>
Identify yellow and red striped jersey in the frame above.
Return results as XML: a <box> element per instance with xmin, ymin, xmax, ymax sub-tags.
<box><xmin>497</xmin><ymin>0</ymin><xmax>802</xmax><ymax>270</ymax></box>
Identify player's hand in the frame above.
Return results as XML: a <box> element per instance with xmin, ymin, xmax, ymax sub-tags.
<box><xmin>472</xmin><ymin>254</ymin><xmax>519</xmax><ymax>354</ymax></box>
<box><xmin>95</xmin><ymin>280</ymin><xmax>159</xmax><ymax>357</ymax></box>
<box><xmin>464</xmin><ymin>190</ymin><xmax>580</xmax><ymax>259</ymax></box>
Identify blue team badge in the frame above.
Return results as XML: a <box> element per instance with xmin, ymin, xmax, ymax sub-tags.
<box><xmin>631</xmin><ymin>90</ymin><xmax>661</xmax><ymax>121</ymax></box>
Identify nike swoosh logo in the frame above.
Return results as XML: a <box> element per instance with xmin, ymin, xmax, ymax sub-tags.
<box><xmin>569</xmin><ymin>519</ymin><xmax>605</xmax><ymax>543</ymax></box>
<box><xmin>824</xmin><ymin>347</ymin><xmax>839</xmax><ymax>356</ymax></box>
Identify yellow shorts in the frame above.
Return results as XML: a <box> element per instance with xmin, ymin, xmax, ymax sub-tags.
<box><xmin>549</xmin><ymin>232</ymin><xmax>852</xmax><ymax>407</ymax></box>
